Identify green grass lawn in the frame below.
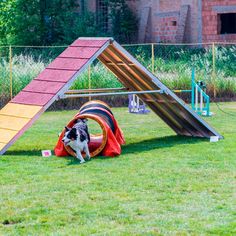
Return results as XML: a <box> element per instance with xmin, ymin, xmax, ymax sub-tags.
<box><xmin>0</xmin><ymin>103</ymin><xmax>236</xmax><ymax>235</ymax></box>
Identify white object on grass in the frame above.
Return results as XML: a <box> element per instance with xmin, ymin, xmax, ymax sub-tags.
<box><xmin>41</xmin><ymin>150</ymin><xmax>52</xmax><ymax>157</ymax></box>
<box><xmin>210</xmin><ymin>136</ymin><xmax>219</xmax><ymax>142</ymax></box>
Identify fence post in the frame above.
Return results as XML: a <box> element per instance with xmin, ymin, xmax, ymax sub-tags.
<box><xmin>88</xmin><ymin>65</ymin><xmax>91</xmax><ymax>101</ymax></box>
<box><xmin>212</xmin><ymin>42</ymin><xmax>216</xmax><ymax>98</ymax></box>
<box><xmin>151</xmin><ymin>43</ymin><xmax>154</xmax><ymax>73</ymax></box>
<box><xmin>191</xmin><ymin>67</ymin><xmax>195</xmax><ymax>110</ymax></box>
<box><xmin>9</xmin><ymin>45</ymin><xmax>13</xmax><ymax>100</ymax></box>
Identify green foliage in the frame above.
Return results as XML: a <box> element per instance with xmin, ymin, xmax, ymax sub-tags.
<box><xmin>0</xmin><ymin>0</ymin><xmax>101</xmax><ymax>46</ymax></box>
<box><xmin>0</xmin><ymin>0</ymin><xmax>138</xmax><ymax>45</ymax></box>
<box><xmin>0</xmin><ymin>0</ymin><xmax>16</xmax><ymax>45</ymax></box>
<box><xmin>61</xmin><ymin>10</ymin><xmax>101</xmax><ymax>44</ymax></box>
<box><xmin>71</xmin><ymin>62</ymin><xmax>121</xmax><ymax>91</ymax></box>
<box><xmin>108</xmin><ymin>0</ymin><xmax>138</xmax><ymax>43</ymax></box>
<box><xmin>10</xmin><ymin>0</ymin><xmax>82</xmax><ymax>45</ymax></box>
<box><xmin>1</xmin><ymin>44</ymin><xmax>236</xmax><ymax>104</ymax></box>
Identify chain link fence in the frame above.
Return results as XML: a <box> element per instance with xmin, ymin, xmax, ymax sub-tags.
<box><xmin>0</xmin><ymin>42</ymin><xmax>236</xmax><ymax>109</ymax></box>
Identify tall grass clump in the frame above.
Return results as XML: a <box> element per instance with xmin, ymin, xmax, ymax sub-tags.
<box><xmin>71</xmin><ymin>61</ymin><xmax>122</xmax><ymax>90</ymax></box>
<box><xmin>0</xmin><ymin>45</ymin><xmax>236</xmax><ymax>106</ymax></box>
<box><xmin>134</xmin><ymin>44</ymin><xmax>236</xmax><ymax>96</ymax></box>
<box><xmin>11</xmin><ymin>55</ymin><xmax>46</xmax><ymax>96</ymax></box>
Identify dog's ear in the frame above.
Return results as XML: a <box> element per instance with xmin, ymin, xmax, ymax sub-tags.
<box><xmin>65</xmin><ymin>126</ymin><xmax>70</xmax><ymax>132</ymax></box>
<box><xmin>71</xmin><ymin>128</ymin><xmax>77</xmax><ymax>133</ymax></box>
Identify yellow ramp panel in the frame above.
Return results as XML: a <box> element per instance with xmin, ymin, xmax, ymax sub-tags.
<box><xmin>0</xmin><ymin>129</ymin><xmax>18</xmax><ymax>143</ymax></box>
<box><xmin>0</xmin><ymin>143</ymin><xmax>6</xmax><ymax>151</ymax></box>
<box><xmin>0</xmin><ymin>115</ymin><xmax>30</xmax><ymax>131</ymax></box>
<box><xmin>0</xmin><ymin>103</ymin><xmax>42</xmax><ymax>119</ymax></box>
<box><xmin>0</xmin><ymin>103</ymin><xmax>43</xmax><ymax>155</ymax></box>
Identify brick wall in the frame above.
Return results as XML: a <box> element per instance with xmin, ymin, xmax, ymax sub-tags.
<box><xmin>159</xmin><ymin>0</ymin><xmax>181</xmax><ymax>11</ymax></box>
<box><xmin>128</xmin><ymin>0</ymin><xmax>199</xmax><ymax>43</ymax></box>
<box><xmin>202</xmin><ymin>0</ymin><xmax>236</xmax><ymax>43</ymax></box>
<box><xmin>154</xmin><ymin>14</ymin><xmax>179</xmax><ymax>43</ymax></box>
<box><xmin>153</xmin><ymin>0</ymin><xmax>181</xmax><ymax>43</ymax></box>
<box><xmin>81</xmin><ymin>0</ymin><xmax>236</xmax><ymax>43</ymax></box>
<box><xmin>157</xmin><ymin>0</ymin><xmax>199</xmax><ymax>43</ymax></box>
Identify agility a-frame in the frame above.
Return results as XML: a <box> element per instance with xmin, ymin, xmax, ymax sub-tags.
<box><xmin>0</xmin><ymin>37</ymin><xmax>222</xmax><ymax>155</ymax></box>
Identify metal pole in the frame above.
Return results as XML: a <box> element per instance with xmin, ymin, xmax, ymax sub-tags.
<box><xmin>200</xmin><ymin>89</ymin><xmax>203</xmax><ymax>112</ymax></box>
<box><xmin>212</xmin><ymin>42</ymin><xmax>216</xmax><ymax>98</ymax></box>
<box><xmin>88</xmin><ymin>65</ymin><xmax>91</xmax><ymax>101</ymax></box>
<box><xmin>206</xmin><ymin>96</ymin><xmax>210</xmax><ymax>116</ymax></box>
<box><xmin>60</xmin><ymin>89</ymin><xmax>163</xmax><ymax>99</ymax></box>
<box><xmin>173</xmin><ymin>90</ymin><xmax>191</xmax><ymax>93</ymax></box>
<box><xmin>195</xmin><ymin>85</ymin><xmax>198</xmax><ymax>112</ymax></box>
<box><xmin>191</xmin><ymin>68</ymin><xmax>195</xmax><ymax>110</ymax></box>
<box><xmin>66</xmin><ymin>87</ymin><xmax>127</xmax><ymax>94</ymax></box>
<box><xmin>151</xmin><ymin>43</ymin><xmax>154</xmax><ymax>73</ymax></box>
<box><xmin>137</xmin><ymin>95</ymin><xmax>140</xmax><ymax>111</ymax></box>
<box><xmin>9</xmin><ymin>45</ymin><xmax>13</xmax><ymax>100</ymax></box>
<box><xmin>132</xmin><ymin>94</ymin><xmax>135</xmax><ymax>112</ymax></box>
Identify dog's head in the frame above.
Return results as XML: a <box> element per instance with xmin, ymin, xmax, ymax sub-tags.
<box><xmin>75</xmin><ymin>118</ymin><xmax>88</xmax><ymax>127</ymax></box>
<box><xmin>62</xmin><ymin>127</ymin><xmax>77</xmax><ymax>146</ymax></box>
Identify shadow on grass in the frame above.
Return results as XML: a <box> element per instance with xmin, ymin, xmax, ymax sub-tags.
<box><xmin>5</xmin><ymin>135</ymin><xmax>206</xmax><ymax>164</ymax></box>
<box><xmin>5</xmin><ymin>150</ymin><xmax>43</xmax><ymax>156</ymax></box>
<box><xmin>121</xmin><ymin>135</ymin><xmax>205</xmax><ymax>155</ymax></box>
<box><xmin>89</xmin><ymin>135</ymin><xmax>206</xmax><ymax>163</ymax></box>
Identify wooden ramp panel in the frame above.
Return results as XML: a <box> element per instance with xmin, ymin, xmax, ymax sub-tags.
<box><xmin>98</xmin><ymin>42</ymin><xmax>222</xmax><ymax>139</ymax></box>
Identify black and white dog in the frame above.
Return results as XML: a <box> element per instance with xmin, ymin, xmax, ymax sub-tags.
<box><xmin>62</xmin><ymin>119</ymin><xmax>90</xmax><ymax>164</ymax></box>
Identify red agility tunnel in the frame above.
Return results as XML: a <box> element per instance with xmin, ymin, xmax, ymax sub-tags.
<box><xmin>54</xmin><ymin>100</ymin><xmax>125</xmax><ymax>158</ymax></box>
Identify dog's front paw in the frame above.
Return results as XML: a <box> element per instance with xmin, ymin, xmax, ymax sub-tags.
<box><xmin>80</xmin><ymin>160</ymin><xmax>86</xmax><ymax>164</ymax></box>
<box><xmin>86</xmin><ymin>155</ymin><xmax>91</xmax><ymax>161</ymax></box>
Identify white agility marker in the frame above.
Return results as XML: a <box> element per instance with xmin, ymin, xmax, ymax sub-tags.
<box><xmin>210</xmin><ymin>136</ymin><xmax>219</xmax><ymax>142</ymax></box>
<box><xmin>41</xmin><ymin>150</ymin><xmax>52</xmax><ymax>157</ymax></box>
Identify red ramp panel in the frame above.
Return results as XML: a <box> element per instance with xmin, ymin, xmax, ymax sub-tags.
<box><xmin>0</xmin><ymin>38</ymin><xmax>112</xmax><ymax>155</ymax></box>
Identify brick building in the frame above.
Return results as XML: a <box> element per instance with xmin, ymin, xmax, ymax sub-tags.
<box><xmin>81</xmin><ymin>0</ymin><xmax>236</xmax><ymax>43</ymax></box>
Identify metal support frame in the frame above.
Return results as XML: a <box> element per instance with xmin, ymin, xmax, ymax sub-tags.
<box><xmin>59</xmin><ymin>89</ymin><xmax>164</xmax><ymax>99</ymax></box>
<box><xmin>191</xmin><ymin>68</ymin><xmax>210</xmax><ymax>116</ymax></box>
<box><xmin>128</xmin><ymin>94</ymin><xmax>150</xmax><ymax>114</ymax></box>
<box><xmin>66</xmin><ymin>87</ymin><xmax>127</xmax><ymax>94</ymax></box>
<box><xmin>62</xmin><ymin>68</ymin><xmax>210</xmax><ymax>117</ymax></box>
<box><xmin>9</xmin><ymin>45</ymin><xmax>13</xmax><ymax>99</ymax></box>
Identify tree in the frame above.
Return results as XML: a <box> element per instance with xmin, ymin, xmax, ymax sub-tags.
<box><xmin>0</xmin><ymin>0</ymin><xmax>94</xmax><ymax>45</ymax></box>
<box><xmin>0</xmin><ymin>0</ymin><xmax>138</xmax><ymax>45</ymax></box>
<box><xmin>108</xmin><ymin>0</ymin><xmax>138</xmax><ymax>43</ymax></box>
<box><xmin>11</xmin><ymin>0</ymin><xmax>81</xmax><ymax>45</ymax></box>
<box><xmin>0</xmin><ymin>0</ymin><xmax>16</xmax><ymax>45</ymax></box>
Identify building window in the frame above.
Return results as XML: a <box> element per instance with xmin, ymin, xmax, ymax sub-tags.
<box><xmin>218</xmin><ymin>13</ymin><xmax>236</xmax><ymax>34</ymax></box>
<box><xmin>97</xmin><ymin>0</ymin><xmax>109</xmax><ymax>32</ymax></box>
